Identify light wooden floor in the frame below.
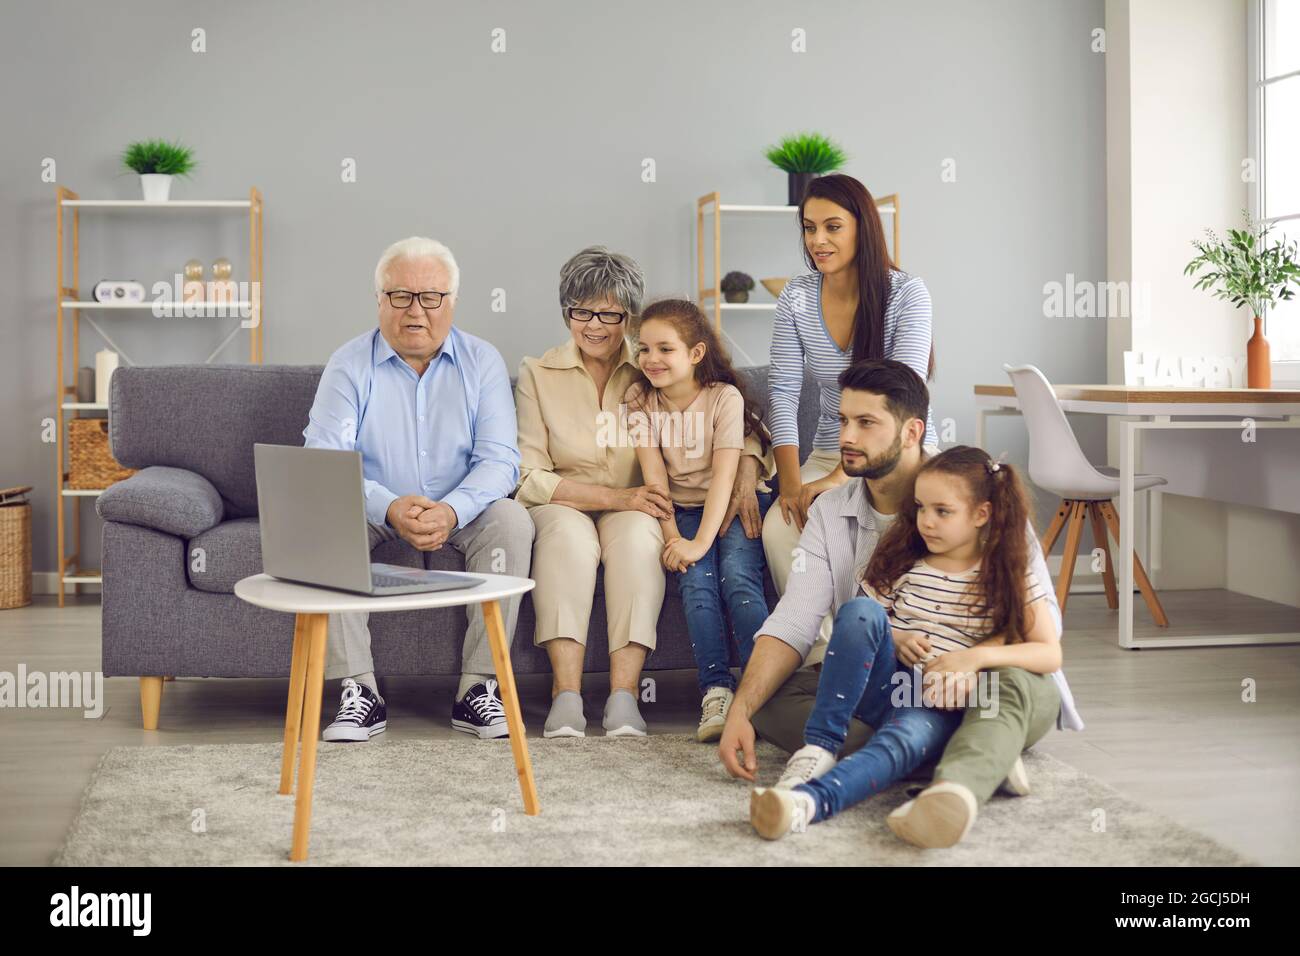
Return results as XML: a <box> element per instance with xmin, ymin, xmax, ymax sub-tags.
<box><xmin>2</xmin><ymin>589</ymin><xmax>1298</xmax><ymax>866</ymax></box>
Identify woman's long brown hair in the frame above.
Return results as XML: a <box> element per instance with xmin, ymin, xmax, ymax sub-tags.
<box><xmin>800</xmin><ymin>173</ymin><xmax>935</xmax><ymax>380</ymax></box>
<box><xmin>628</xmin><ymin>298</ymin><xmax>770</xmax><ymax>454</ymax></box>
<box><xmin>864</xmin><ymin>445</ymin><xmax>1037</xmax><ymax>642</ymax></box>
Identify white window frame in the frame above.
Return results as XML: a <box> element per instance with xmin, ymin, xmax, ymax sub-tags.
<box><xmin>1249</xmin><ymin>0</ymin><xmax>1300</xmax><ymax>384</ymax></box>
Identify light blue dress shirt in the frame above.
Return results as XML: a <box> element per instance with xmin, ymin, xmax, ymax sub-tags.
<box><xmin>303</xmin><ymin>326</ymin><xmax>520</xmax><ymax>529</ymax></box>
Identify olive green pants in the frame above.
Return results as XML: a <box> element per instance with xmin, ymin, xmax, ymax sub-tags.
<box><xmin>751</xmin><ymin>665</ymin><xmax>1061</xmax><ymax>803</ymax></box>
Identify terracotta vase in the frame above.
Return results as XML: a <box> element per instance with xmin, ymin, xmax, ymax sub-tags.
<box><xmin>1246</xmin><ymin>315</ymin><xmax>1271</xmax><ymax>388</ymax></box>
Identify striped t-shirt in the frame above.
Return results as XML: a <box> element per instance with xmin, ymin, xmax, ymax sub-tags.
<box><xmin>769</xmin><ymin>269</ymin><xmax>937</xmax><ymax>450</ymax></box>
<box><xmin>862</xmin><ymin>559</ymin><xmax>1048</xmax><ymax>657</ymax></box>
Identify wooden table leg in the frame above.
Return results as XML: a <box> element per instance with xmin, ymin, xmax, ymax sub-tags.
<box><xmin>483</xmin><ymin>599</ymin><xmax>540</xmax><ymax>816</ymax></box>
<box><xmin>290</xmin><ymin>613</ymin><xmax>328</xmax><ymax>861</ymax></box>
<box><xmin>278</xmin><ymin>613</ymin><xmax>310</xmax><ymax>795</ymax></box>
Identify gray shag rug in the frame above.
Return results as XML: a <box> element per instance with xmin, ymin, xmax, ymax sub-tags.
<box><xmin>54</xmin><ymin>735</ymin><xmax>1253</xmax><ymax>866</ymax></box>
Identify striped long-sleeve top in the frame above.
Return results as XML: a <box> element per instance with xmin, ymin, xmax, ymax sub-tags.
<box><xmin>768</xmin><ymin>270</ymin><xmax>937</xmax><ymax>450</ymax></box>
<box><xmin>862</xmin><ymin>559</ymin><xmax>1049</xmax><ymax>657</ymax></box>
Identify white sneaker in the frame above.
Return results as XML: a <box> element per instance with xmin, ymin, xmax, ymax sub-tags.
<box><xmin>887</xmin><ymin>781</ymin><xmax>978</xmax><ymax>848</ymax></box>
<box><xmin>999</xmin><ymin>756</ymin><xmax>1031</xmax><ymax>796</ymax></box>
<box><xmin>750</xmin><ymin>786</ymin><xmax>816</xmax><ymax>840</ymax></box>
<box><xmin>775</xmin><ymin>743</ymin><xmax>837</xmax><ymax>790</ymax></box>
<box><xmin>696</xmin><ymin>686</ymin><xmax>734</xmax><ymax>742</ymax></box>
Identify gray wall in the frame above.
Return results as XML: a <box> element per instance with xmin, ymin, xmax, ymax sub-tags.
<box><xmin>0</xmin><ymin>0</ymin><xmax>1107</xmax><ymax>577</ymax></box>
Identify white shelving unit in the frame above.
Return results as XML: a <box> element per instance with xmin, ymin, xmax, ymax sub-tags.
<box><xmin>53</xmin><ymin>185</ymin><xmax>264</xmax><ymax>604</ymax></box>
<box><xmin>61</xmin><ymin>199</ymin><xmax>253</xmax><ymax>209</ymax></box>
<box><xmin>695</xmin><ymin>193</ymin><xmax>900</xmax><ymax>330</ymax></box>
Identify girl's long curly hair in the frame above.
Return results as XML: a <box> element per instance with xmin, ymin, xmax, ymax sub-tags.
<box><xmin>628</xmin><ymin>298</ymin><xmax>770</xmax><ymax>453</ymax></box>
<box><xmin>864</xmin><ymin>445</ymin><xmax>1037</xmax><ymax>642</ymax></box>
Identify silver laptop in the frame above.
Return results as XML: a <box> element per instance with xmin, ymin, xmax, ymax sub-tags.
<box><xmin>253</xmin><ymin>443</ymin><xmax>485</xmax><ymax>596</ymax></box>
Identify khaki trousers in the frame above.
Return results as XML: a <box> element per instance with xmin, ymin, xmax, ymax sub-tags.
<box><xmin>528</xmin><ymin>503</ymin><xmax>665</xmax><ymax>652</ymax></box>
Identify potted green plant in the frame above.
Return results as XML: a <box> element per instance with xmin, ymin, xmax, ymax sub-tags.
<box><xmin>764</xmin><ymin>132</ymin><xmax>848</xmax><ymax>205</ymax></box>
<box><xmin>121</xmin><ymin>139</ymin><xmax>197</xmax><ymax>202</ymax></box>
<box><xmin>721</xmin><ymin>271</ymin><xmax>755</xmax><ymax>303</ymax></box>
<box><xmin>1185</xmin><ymin>210</ymin><xmax>1300</xmax><ymax>388</ymax></box>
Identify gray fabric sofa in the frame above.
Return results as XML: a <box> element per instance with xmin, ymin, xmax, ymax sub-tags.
<box><xmin>97</xmin><ymin>362</ymin><xmax>819</xmax><ymax>726</ymax></box>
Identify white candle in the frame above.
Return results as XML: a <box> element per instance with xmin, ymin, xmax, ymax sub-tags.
<box><xmin>95</xmin><ymin>349</ymin><xmax>119</xmax><ymax>406</ymax></box>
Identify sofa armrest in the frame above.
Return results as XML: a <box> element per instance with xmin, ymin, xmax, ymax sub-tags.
<box><xmin>96</xmin><ymin>465</ymin><xmax>225</xmax><ymax>537</ymax></box>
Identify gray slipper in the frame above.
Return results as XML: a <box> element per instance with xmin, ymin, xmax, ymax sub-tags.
<box><xmin>602</xmin><ymin>688</ymin><xmax>647</xmax><ymax>737</ymax></box>
<box><xmin>544</xmin><ymin>690</ymin><xmax>586</xmax><ymax>738</ymax></box>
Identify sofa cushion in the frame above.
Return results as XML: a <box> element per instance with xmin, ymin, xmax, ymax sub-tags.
<box><xmin>96</xmin><ymin>466</ymin><xmax>225</xmax><ymax>537</ymax></box>
<box><xmin>109</xmin><ymin>365</ymin><xmax>324</xmax><ymax>519</ymax></box>
<box><xmin>187</xmin><ymin>517</ymin><xmax>264</xmax><ymax>593</ymax></box>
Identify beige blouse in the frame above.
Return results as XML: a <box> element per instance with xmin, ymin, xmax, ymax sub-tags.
<box><xmin>515</xmin><ymin>338</ymin><xmax>772</xmax><ymax>508</ymax></box>
<box><xmin>515</xmin><ymin>338</ymin><xmax>644</xmax><ymax>508</ymax></box>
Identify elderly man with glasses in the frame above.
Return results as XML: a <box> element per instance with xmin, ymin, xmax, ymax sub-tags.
<box><xmin>303</xmin><ymin>236</ymin><xmax>534</xmax><ymax>743</ymax></box>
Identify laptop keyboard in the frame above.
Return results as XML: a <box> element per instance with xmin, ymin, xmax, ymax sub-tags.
<box><xmin>371</xmin><ymin>572</ymin><xmax>418</xmax><ymax>588</ymax></box>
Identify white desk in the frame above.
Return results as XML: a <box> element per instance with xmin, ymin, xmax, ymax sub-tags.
<box><xmin>235</xmin><ymin>571</ymin><xmax>538</xmax><ymax>862</ymax></box>
<box><xmin>974</xmin><ymin>384</ymin><xmax>1300</xmax><ymax>649</ymax></box>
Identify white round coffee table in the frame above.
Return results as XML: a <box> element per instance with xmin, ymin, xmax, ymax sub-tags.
<box><xmin>234</xmin><ymin>571</ymin><xmax>538</xmax><ymax>862</ymax></box>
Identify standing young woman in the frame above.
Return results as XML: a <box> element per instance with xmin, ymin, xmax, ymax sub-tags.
<box><xmin>761</xmin><ymin>174</ymin><xmax>938</xmax><ymax>597</ymax></box>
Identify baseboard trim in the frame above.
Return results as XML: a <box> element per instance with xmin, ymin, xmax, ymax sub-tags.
<box><xmin>31</xmin><ymin>572</ymin><xmax>101</xmax><ymax>596</ymax></box>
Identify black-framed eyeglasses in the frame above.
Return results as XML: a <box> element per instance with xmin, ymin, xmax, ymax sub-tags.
<box><xmin>567</xmin><ymin>307</ymin><xmax>627</xmax><ymax>325</ymax></box>
<box><xmin>385</xmin><ymin>289</ymin><xmax>448</xmax><ymax>310</ymax></box>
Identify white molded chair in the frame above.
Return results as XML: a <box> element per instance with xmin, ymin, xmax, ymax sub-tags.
<box><xmin>1003</xmin><ymin>364</ymin><xmax>1169</xmax><ymax>627</ymax></box>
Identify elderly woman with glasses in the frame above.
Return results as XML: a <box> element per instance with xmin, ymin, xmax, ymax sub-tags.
<box><xmin>516</xmin><ymin>246</ymin><xmax>769</xmax><ymax>739</ymax></box>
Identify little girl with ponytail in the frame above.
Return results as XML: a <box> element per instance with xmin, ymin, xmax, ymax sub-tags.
<box><xmin>750</xmin><ymin>445</ymin><xmax>1064</xmax><ymax>843</ymax></box>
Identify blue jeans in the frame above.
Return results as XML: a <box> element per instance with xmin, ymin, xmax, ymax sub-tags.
<box><xmin>674</xmin><ymin>493</ymin><xmax>774</xmax><ymax>695</ymax></box>
<box><xmin>797</xmin><ymin>596</ymin><xmax>964</xmax><ymax>822</ymax></box>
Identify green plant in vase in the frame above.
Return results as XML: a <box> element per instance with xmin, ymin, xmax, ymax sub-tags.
<box><xmin>764</xmin><ymin>132</ymin><xmax>847</xmax><ymax>206</ymax></box>
<box><xmin>1185</xmin><ymin>210</ymin><xmax>1300</xmax><ymax>388</ymax></box>
<box><xmin>121</xmin><ymin>139</ymin><xmax>197</xmax><ymax>202</ymax></box>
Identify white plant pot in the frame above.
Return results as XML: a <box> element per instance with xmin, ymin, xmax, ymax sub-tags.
<box><xmin>139</xmin><ymin>174</ymin><xmax>172</xmax><ymax>202</ymax></box>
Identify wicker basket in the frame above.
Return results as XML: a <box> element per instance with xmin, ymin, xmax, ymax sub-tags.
<box><xmin>68</xmin><ymin>418</ymin><xmax>136</xmax><ymax>490</ymax></box>
<box><xmin>0</xmin><ymin>486</ymin><xmax>32</xmax><ymax>610</ymax></box>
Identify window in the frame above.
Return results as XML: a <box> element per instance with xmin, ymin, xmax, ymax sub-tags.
<box><xmin>1250</xmin><ymin>0</ymin><xmax>1300</xmax><ymax>373</ymax></box>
